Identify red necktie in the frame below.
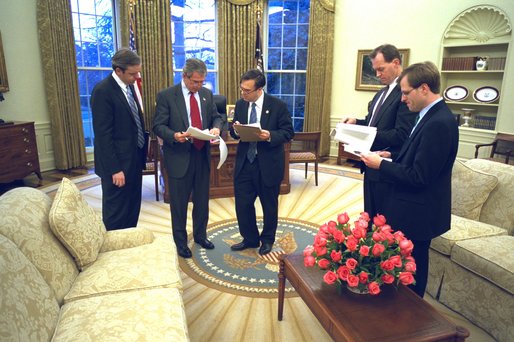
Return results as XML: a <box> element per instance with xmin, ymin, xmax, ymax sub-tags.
<box><xmin>189</xmin><ymin>92</ymin><xmax>204</xmax><ymax>150</ymax></box>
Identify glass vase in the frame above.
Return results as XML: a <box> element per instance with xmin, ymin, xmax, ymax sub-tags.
<box><xmin>346</xmin><ymin>284</ymin><xmax>369</xmax><ymax>295</ymax></box>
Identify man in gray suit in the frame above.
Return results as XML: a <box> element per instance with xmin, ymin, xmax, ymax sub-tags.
<box><xmin>153</xmin><ymin>58</ymin><xmax>225</xmax><ymax>258</ymax></box>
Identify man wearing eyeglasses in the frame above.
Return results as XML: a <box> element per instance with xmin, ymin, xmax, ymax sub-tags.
<box><xmin>229</xmin><ymin>69</ymin><xmax>294</xmax><ymax>256</ymax></box>
<box><xmin>153</xmin><ymin>58</ymin><xmax>225</xmax><ymax>259</ymax></box>
<box><xmin>361</xmin><ymin>61</ymin><xmax>459</xmax><ymax>297</ymax></box>
<box><xmin>342</xmin><ymin>44</ymin><xmax>417</xmax><ymax>220</ymax></box>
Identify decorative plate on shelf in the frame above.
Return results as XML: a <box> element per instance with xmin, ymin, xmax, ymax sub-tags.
<box><xmin>443</xmin><ymin>85</ymin><xmax>468</xmax><ymax>102</ymax></box>
<box><xmin>473</xmin><ymin>86</ymin><xmax>499</xmax><ymax>103</ymax></box>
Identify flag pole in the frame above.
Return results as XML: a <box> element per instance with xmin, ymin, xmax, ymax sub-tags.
<box><xmin>255</xmin><ymin>8</ymin><xmax>264</xmax><ymax>72</ymax></box>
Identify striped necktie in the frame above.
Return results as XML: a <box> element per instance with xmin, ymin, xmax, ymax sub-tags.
<box><xmin>247</xmin><ymin>103</ymin><xmax>257</xmax><ymax>163</ymax></box>
<box><xmin>126</xmin><ymin>85</ymin><xmax>145</xmax><ymax>148</ymax></box>
<box><xmin>189</xmin><ymin>92</ymin><xmax>205</xmax><ymax>150</ymax></box>
<box><xmin>369</xmin><ymin>85</ymin><xmax>389</xmax><ymax>127</ymax></box>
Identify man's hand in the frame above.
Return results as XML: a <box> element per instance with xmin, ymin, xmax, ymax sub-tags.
<box><xmin>259</xmin><ymin>129</ymin><xmax>271</xmax><ymax>141</ymax></box>
<box><xmin>360</xmin><ymin>152</ymin><xmax>383</xmax><ymax>170</ymax></box>
<box><xmin>232</xmin><ymin>121</ymin><xmax>241</xmax><ymax>135</ymax></box>
<box><xmin>341</xmin><ymin>117</ymin><xmax>357</xmax><ymax>124</ymax></box>
<box><xmin>174</xmin><ymin>131</ymin><xmax>191</xmax><ymax>143</ymax></box>
<box><xmin>112</xmin><ymin>171</ymin><xmax>126</xmax><ymax>187</ymax></box>
<box><xmin>209</xmin><ymin>127</ymin><xmax>220</xmax><ymax>136</ymax></box>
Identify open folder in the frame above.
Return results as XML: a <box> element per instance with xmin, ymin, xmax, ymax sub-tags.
<box><xmin>330</xmin><ymin>123</ymin><xmax>377</xmax><ymax>157</ymax></box>
<box><xmin>233</xmin><ymin>123</ymin><xmax>263</xmax><ymax>142</ymax></box>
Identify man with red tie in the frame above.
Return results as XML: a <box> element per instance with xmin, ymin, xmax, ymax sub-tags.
<box><xmin>153</xmin><ymin>58</ymin><xmax>225</xmax><ymax>258</ymax></box>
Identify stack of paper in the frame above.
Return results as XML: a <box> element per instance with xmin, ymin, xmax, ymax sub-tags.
<box><xmin>330</xmin><ymin>123</ymin><xmax>377</xmax><ymax>157</ymax></box>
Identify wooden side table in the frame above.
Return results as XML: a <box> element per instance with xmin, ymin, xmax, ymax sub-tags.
<box><xmin>337</xmin><ymin>142</ymin><xmax>361</xmax><ymax>164</ymax></box>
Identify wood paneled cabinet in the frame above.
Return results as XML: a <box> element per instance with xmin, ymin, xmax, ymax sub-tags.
<box><xmin>0</xmin><ymin>121</ymin><xmax>42</xmax><ymax>183</ymax></box>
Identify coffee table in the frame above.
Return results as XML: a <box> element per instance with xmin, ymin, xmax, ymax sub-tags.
<box><xmin>278</xmin><ymin>254</ymin><xmax>469</xmax><ymax>341</ymax></box>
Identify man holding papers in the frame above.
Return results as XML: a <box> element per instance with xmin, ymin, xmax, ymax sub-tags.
<box><xmin>342</xmin><ymin>44</ymin><xmax>417</xmax><ymax>218</ymax></box>
<box><xmin>229</xmin><ymin>69</ymin><xmax>294</xmax><ymax>256</ymax></box>
<box><xmin>153</xmin><ymin>58</ymin><xmax>224</xmax><ymax>258</ymax></box>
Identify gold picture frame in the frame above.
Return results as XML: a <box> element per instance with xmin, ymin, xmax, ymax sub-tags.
<box><xmin>0</xmin><ymin>31</ymin><xmax>9</xmax><ymax>93</ymax></box>
<box><xmin>355</xmin><ymin>48</ymin><xmax>410</xmax><ymax>91</ymax></box>
<box><xmin>226</xmin><ymin>104</ymin><xmax>235</xmax><ymax>122</ymax></box>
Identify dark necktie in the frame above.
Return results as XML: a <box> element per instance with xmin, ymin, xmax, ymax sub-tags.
<box><xmin>247</xmin><ymin>103</ymin><xmax>257</xmax><ymax>163</ymax></box>
<box><xmin>127</xmin><ymin>85</ymin><xmax>145</xmax><ymax>148</ymax></box>
<box><xmin>369</xmin><ymin>85</ymin><xmax>389</xmax><ymax>127</ymax></box>
<box><xmin>189</xmin><ymin>92</ymin><xmax>205</xmax><ymax>150</ymax></box>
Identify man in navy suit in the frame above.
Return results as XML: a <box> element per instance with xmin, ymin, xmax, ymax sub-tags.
<box><xmin>91</xmin><ymin>48</ymin><xmax>147</xmax><ymax>230</ymax></box>
<box><xmin>229</xmin><ymin>69</ymin><xmax>294</xmax><ymax>255</ymax></box>
<box><xmin>343</xmin><ymin>44</ymin><xmax>417</xmax><ymax>219</ymax></box>
<box><xmin>361</xmin><ymin>61</ymin><xmax>459</xmax><ymax>297</ymax></box>
<box><xmin>153</xmin><ymin>58</ymin><xmax>224</xmax><ymax>258</ymax></box>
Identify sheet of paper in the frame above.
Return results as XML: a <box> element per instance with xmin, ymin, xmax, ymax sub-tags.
<box><xmin>186</xmin><ymin>126</ymin><xmax>218</xmax><ymax>140</ymax></box>
<box><xmin>233</xmin><ymin>123</ymin><xmax>263</xmax><ymax>142</ymax></box>
<box><xmin>331</xmin><ymin>123</ymin><xmax>377</xmax><ymax>156</ymax></box>
<box><xmin>217</xmin><ymin>137</ymin><xmax>228</xmax><ymax>169</ymax></box>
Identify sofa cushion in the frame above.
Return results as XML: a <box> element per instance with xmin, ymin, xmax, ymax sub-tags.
<box><xmin>100</xmin><ymin>227</ymin><xmax>155</xmax><ymax>253</ymax></box>
<box><xmin>465</xmin><ymin>159</ymin><xmax>514</xmax><ymax>234</ymax></box>
<box><xmin>431</xmin><ymin>214</ymin><xmax>508</xmax><ymax>255</ymax></box>
<box><xmin>49</xmin><ymin>178</ymin><xmax>106</xmax><ymax>270</ymax></box>
<box><xmin>451</xmin><ymin>160</ymin><xmax>498</xmax><ymax>220</ymax></box>
<box><xmin>0</xmin><ymin>187</ymin><xmax>78</xmax><ymax>305</ymax></box>
<box><xmin>53</xmin><ymin>287</ymin><xmax>189</xmax><ymax>341</ymax></box>
<box><xmin>451</xmin><ymin>235</ymin><xmax>514</xmax><ymax>294</ymax></box>
<box><xmin>0</xmin><ymin>235</ymin><xmax>60</xmax><ymax>341</ymax></box>
<box><xmin>64</xmin><ymin>237</ymin><xmax>181</xmax><ymax>303</ymax></box>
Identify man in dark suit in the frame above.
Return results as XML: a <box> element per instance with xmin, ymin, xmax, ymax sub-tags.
<box><xmin>153</xmin><ymin>58</ymin><xmax>224</xmax><ymax>258</ymax></box>
<box><xmin>361</xmin><ymin>61</ymin><xmax>459</xmax><ymax>297</ymax></box>
<box><xmin>344</xmin><ymin>44</ymin><xmax>417</xmax><ymax>218</ymax></box>
<box><xmin>229</xmin><ymin>69</ymin><xmax>294</xmax><ymax>256</ymax></box>
<box><xmin>91</xmin><ymin>48</ymin><xmax>147</xmax><ymax>230</ymax></box>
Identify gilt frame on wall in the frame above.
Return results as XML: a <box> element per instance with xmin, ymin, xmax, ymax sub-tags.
<box><xmin>0</xmin><ymin>31</ymin><xmax>9</xmax><ymax>93</ymax></box>
<box><xmin>355</xmin><ymin>48</ymin><xmax>410</xmax><ymax>91</ymax></box>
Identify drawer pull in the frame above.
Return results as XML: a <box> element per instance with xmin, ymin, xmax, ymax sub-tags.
<box><xmin>26</xmin><ymin>162</ymin><xmax>33</xmax><ymax>167</ymax></box>
<box><xmin>24</xmin><ymin>138</ymin><xmax>30</xmax><ymax>143</ymax></box>
<box><xmin>25</xmin><ymin>149</ymin><xmax>31</xmax><ymax>154</ymax></box>
<box><xmin>22</xmin><ymin>128</ymin><xmax>28</xmax><ymax>133</ymax></box>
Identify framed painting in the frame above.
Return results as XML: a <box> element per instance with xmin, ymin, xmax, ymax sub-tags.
<box><xmin>226</xmin><ymin>104</ymin><xmax>235</xmax><ymax>122</ymax></box>
<box><xmin>355</xmin><ymin>48</ymin><xmax>410</xmax><ymax>91</ymax></box>
<box><xmin>0</xmin><ymin>31</ymin><xmax>9</xmax><ymax>93</ymax></box>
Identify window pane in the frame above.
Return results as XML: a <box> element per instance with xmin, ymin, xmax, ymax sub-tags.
<box><xmin>283</xmin><ymin>1</ymin><xmax>299</xmax><ymax>23</ymax></box>
<box><xmin>297</xmin><ymin>24</ymin><xmax>308</xmax><ymax>47</ymax></box>
<box><xmin>282</xmin><ymin>49</ymin><xmax>295</xmax><ymax>69</ymax></box>
<box><xmin>297</xmin><ymin>48</ymin><xmax>307</xmax><ymax>69</ymax></box>
<box><xmin>267</xmin><ymin>48</ymin><xmax>281</xmax><ymax>70</ymax></box>
<box><xmin>295</xmin><ymin>73</ymin><xmax>306</xmax><ymax>94</ymax></box>
<box><xmin>281</xmin><ymin>73</ymin><xmax>294</xmax><ymax>94</ymax></box>
<box><xmin>282</xmin><ymin>25</ymin><xmax>296</xmax><ymax>47</ymax></box>
<box><xmin>267</xmin><ymin>73</ymin><xmax>280</xmax><ymax>95</ymax></box>
<box><xmin>268</xmin><ymin>25</ymin><xmax>282</xmax><ymax>48</ymax></box>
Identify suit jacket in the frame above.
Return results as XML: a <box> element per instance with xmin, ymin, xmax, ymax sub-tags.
<box><xmin>229</xmin><ymin>94</ymin><xmax>294</xmax><ymax>187</ymax></box>
<box><xmin>379</xmin><ymin>100</ymin><xmax>459</xmax><ymax>241</ymax></box>
<box><xmin>153</xmin><ymin>83</ymin><xmax>224</xmax><ymax>178</ymax></box>
<box><xmin>91</xmin><ymin>75</ymin><xmax>146</xmax><ymax>179</ymax></box>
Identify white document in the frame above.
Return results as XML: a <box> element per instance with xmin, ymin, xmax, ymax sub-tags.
<box><xmin>185</xmin><ymin>126</ymin><xmax>228</xmax><ymax>169</ymax></box>
<box><xmin>330</xmin><ymin>123</ymin><xmax>377</xmax><ymax>157</ymax></box>
<box><xmin>233</xmin><ymin>123</ymin><xmax>262</xmax><ymax>142</ymax></box>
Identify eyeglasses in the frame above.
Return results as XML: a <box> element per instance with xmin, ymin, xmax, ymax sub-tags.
<box><xmin>401</xmin><ymin>86</ymin><xmax>419</xmax><ymax>96</ymax></box>
<box><xmin>187</xmin><ymin>76</ymin><xmax>206</xmax><ymax>86</ymax></box>
<box><xmin>240</xmin><ymin>87</ymin><xmax>258</xmax><ymax>95</ymax></box>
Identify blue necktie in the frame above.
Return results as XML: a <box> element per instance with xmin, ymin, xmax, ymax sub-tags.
<box><xmin>247</xmin><ymin>103</ymin><xmax>257</xmax><ymax>163</ymax></box>
<box><xmin>127</xmin><ymin>85</ymin><xmax>145</xmax><ymax>148</ymax></box>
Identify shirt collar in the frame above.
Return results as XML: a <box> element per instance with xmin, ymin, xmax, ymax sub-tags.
<box><xmin>112</xmin><ymin>71</ymin><xmax>130</xmax><ymax>91</ymax></box>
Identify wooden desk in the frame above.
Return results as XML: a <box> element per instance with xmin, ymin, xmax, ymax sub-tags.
<box><xmin>337</xmin><ymin>142</ymin><xmax>360</xmax><ymax>164</ymax></box>
<box><xmin>278</xmin><ymin>254</ymin><xmax>469</xmax><ymax>342</ymax></box>
<box><xmin>160</xmin><ymin>135</ymin><xmax>290</xmax><ymax>203</ymax></box>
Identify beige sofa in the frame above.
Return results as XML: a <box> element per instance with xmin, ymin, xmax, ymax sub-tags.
<box><xmin>427</xmin><ymin>159</ymin><xmax>514</xmax><ymax>342</ymax></box>
<box><xmin>0</xmin><ymin>178</ymin><xmax>189</xmax><ymax>341</ymax></box>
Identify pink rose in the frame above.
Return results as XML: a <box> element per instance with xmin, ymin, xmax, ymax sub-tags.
<box><xmin>393</xmin><ymin>231</ymin><xmax>405</xmax><ymax>242</ymax></box>
<box><xmin>303</xmin><ymin>245</ymin><xmax>314</xmax><ymax>257</ymax></box>
<box><xmin>359</xmin><ymin>245</ymin><xmax>370</xmax><ymax>257</ymax></box>
<box><xmin>359</xmin><ymin>212</ymin><xmax>370</xmax><ymax>222</ymax></box>
<box><xmin>327</xmin><ymin>220</ymin><xmax>337</xmax><ymax>230</ymax></box>
<box><xmin>347</xmin><ymin>274</ymin><xmax>359</xmax><ymax>287</ymax></box>
<box><xmin>314</xmin><ymin>245</ymin><xmax>327</xmax><ymax>257</ymax></box>
<box><xmin>352</xmin><ymin>227</ymin><xmax>365</xmax><ymax>239</ymax></box>
<box><xmin>389</xmin><ymin>255</ymin><xmax>402</xmax><ymax>268</ymax></box>
<box><xmin>368</xmin><ymin>281</ymin><xmax>381</xmax><ymax>295</ymax></box>
<box><xmin>337</xmin><ymin>212</ymin><xmax>350</xmax><ymax>225</ymax></box>
<box><xmin>314</xmin><ymin>235</ymin><xmax>327</xmax><ymax>247</ymax></box>
<box><xmin>337</xmin><ymin>265</ymin><xmax>350</xmax><ymax>281</ymax></box>
<box><xmin>380</xmin><ymin>260</ymin><xmax>394</xmax><ymax>271</ymax></box>
<box><xmin>330</xmin><ymin>250</ymin><xmax>342</xmax><ymax>262</ymax></box>
<box><xmin>346</xmin><ymin>236</ymin><xmax>358</xmax><ymax>252</ymax></box>
<box><xmin>318</xmin><ymin>258</ymin><xmax>331</xmax><ymax>269</ymax></box>
<box><xmin>381</xmin><ymin>224</ymin><xmax>392</xmax><ymax>233</ymax></box>
<box><xmin>319</xmin><ymin>223</ymin><xmax>329</xmax><ymax>235</ymax></box>
<box><xmin>354</xmin><ymin>218</ymin><xmax>368</xmax><ymax>231</ymax></box>
<box><xmin>399</xmin><ymin>272</ymin><xmax>415</xmax><ymax>285</ymax></box>
<box><xmin>345</xmin><ymin>258</ymin><xmax>358</xmax><ymax>270</ymax></box>
<box><xmin>323</xmin><ymin>271</ymin><xmax>338</xmax><ymax>285</ymax></box>
<box><xmin>372</xmin><ymin>243</ymin><xmax>385</xmax><ymax>257</ymax></box>
<box><xmin>304</xmin><ymin>256</ymin><xmax>315</xmax><ymax>267</ymax></box>
<box><xmin>372</xmin><ymin>231</ymin><xmax>383</xmax><ymax>242</ymax></box>
<box><xmin>381</xmin><ymin>273</ymin><xmax>395</xmax><ymax>284</ymax></box>
<box><xmin>333</xmin><ymin>229</ymin><xmax>345</xmax><ymax>244</ymax></box>
<box><xmin>399</xmin><ymin>239</ymin><xmax>414</xmax><ymax>254</ymax></box>
<box><xmin>358</xmin><ymin>271</ymin><xmax>369</xmax><ymax>284</ymax></box>
<box><xmin>373</xmin><ymin>214</ymin><xmax>386</xmax><ymax>227</ymax></box>
<box><xmin>405</xmin><ymin>261</ymin><xmax>417</xmax><ymax>273</ymax></box>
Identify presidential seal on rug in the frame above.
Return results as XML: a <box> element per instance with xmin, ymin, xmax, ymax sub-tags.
<box><xmin>179</xmin><ymin>217</ymin><xmax>319</xmax><ymax>298</ymax></box>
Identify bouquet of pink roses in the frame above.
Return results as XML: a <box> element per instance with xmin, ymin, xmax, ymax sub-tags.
<box><xmin>304</xmin><ymin>212</ymin><xmax>416</xmax><ymax>295</ymax></box>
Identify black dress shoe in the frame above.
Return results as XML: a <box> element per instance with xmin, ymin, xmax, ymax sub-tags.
<box><xmin>195</xmin><ymin>238</ymin><xmax>215</xmax><ymax>250</ymax></box>
<box><xmin>259</xmin><ymin>242</ymin><xmax>273</xmax><ymax>255</ymax></box>
<box><xmin>231</xmin><ymin>241</ymin><xmax>259</xmax><ymax>251</ymax></box>
<box><xmin>178</xmin><ymin>246</ymin><xmax>192</xmax><ymax>258</ymax></box>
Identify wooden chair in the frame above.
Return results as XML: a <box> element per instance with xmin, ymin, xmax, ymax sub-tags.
<box><xmin>143</xmin><ymin>137</ymin><xmax>160</xmax><ymax>201</ymax></box>
<box><xmin>474</xmin><ymin>132</ymin><xmax>514</xmax><ymax>164</ymax></box>
<box><xmin>289</xmin><ymin>131</ymin><xmax>321</xmax><ymax>186</ymax></box>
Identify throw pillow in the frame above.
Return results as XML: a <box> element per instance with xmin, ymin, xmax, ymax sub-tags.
<box><xmin>451</xmin><ymin>160</ymin><xmax>498</xmax><ymax>220</ymax></box>
<box><xmin>49</xmin><ymin>178</ymin><xmax>106</xmax><ymax>270</ymax></box>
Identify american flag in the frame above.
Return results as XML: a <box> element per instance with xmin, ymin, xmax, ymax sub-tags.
<box><xmin>255</xmin><ymin>20</ymin><xmax>264</xmax><ymax>72</ymax></box>
<box><xmin>129</xmin><ymin>12</ymin><xmax>144</xmax><ymax>111</ymax></box>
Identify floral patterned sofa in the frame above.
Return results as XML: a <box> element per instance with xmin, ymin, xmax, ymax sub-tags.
<box><xmin>0</xmin><ymin>178</ymin><xmax>189</xmax><ymax>341</ymax></box>
<box><xmin>427</xmin><ymin>159</ymin><xmax>514</xmax><ymax>342</ymax></box>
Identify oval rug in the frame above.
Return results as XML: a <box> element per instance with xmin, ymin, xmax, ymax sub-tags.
<box><xmin>178</xmin><ymin>217</ymin><xmax>319</xmax><ymax>298</ymax></box>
